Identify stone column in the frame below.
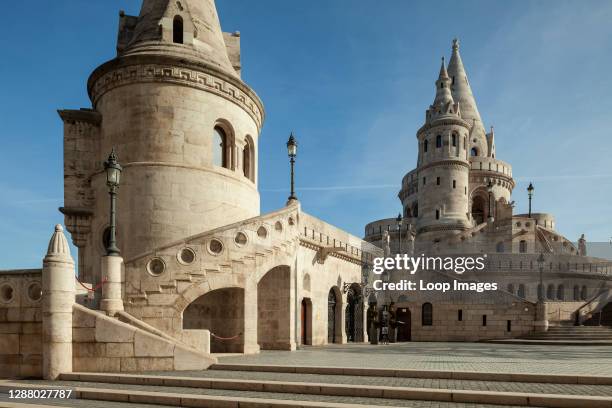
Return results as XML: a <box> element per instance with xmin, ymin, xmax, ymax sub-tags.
<box><xmin>243</xmin><ymin>279</ymin><xmax>260</xmax><ymax>354</ymax></box>
<box><xmin>100</xmin><ymin>255</ymin><xmax>124</xmax><ymax>315</ymax></box>
<box><xmin>42</xmin><ymin>225</ymin><xmax>75</xmax><ymax>380</ymax></box>
<box><xmin>534</xmin><ymin>302</ymin><xmax>549</xmax><ymax>333</ymax></box>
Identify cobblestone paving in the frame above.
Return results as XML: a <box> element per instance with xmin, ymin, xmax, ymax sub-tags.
<box><xmin>148</xmin><ymin>369</ymin><xmax>612</xmax><ymax>396</ymax></box>
<box><xmin>10</xmin><ymin>380</ymin><xmax>529</xmax><ymax>408</ymax></box>
<box><xmin>216</xmin><ymin>342</ymin><xmax>612</xmax><ymax>376</ymax></box>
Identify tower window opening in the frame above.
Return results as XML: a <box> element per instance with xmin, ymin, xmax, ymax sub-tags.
<box><xmin>436</xmin><ymin>177</ymin><xmax>440</xmax><ymax>186</ymax></box>
<box><xmin>458</xmin><ymin>309</ymin><xmax>463</xmax><ymax>321</ymax></box>
<box><xmin>423</xmin><ymin>177</ymin><xmax>426</xmax><ymax>186</ymax></box>
<box><xmin>424</xmin><ymin>139</ymin><xmax>428</xmax><ymax>153</ymax></box>
<box><xmin>471</xmin><ymin>147</ymin><xmax>478</xmax><ymax>157</ymax></box>
<box><xmin>452</xmin><ymin>134</ymin><xmax>457</xmax><ymax>147</ymax></box>
<box><xmin>173</xmin><ymin>16</ymin><xmax>184</xmax><ymax>44</ymax></box>
<box><xmin>243</xmin><ymin>136</ymin><xmax>254</xmax><ymax>181</ymax></box>
<box><xmin>482</xmin><ymin>315</ymin><xmax>487</xmax><ymax>326</ymax></box>
<box><xmin>213</xmin><ymin>126</ymin><xmax>228</xmax><ymax>168</ymax></box>
<box><xmin>453</xmin><ymin>180</ymin><xmax>456</xmax><ymax>189</ymax></box>
<box><xmin>436</xmin><ymin>135</ymin><xmax>442</xmax><ymax>148</ymax></box>
<box><xmin>435</xmin><ymin>209</ymin><xmax>440</xmax><ymax>220</ymax></box>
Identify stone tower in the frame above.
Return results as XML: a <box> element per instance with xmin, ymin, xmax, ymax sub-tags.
<box><xmin>409</xmin><ymin>57</ymin><xmax>471</xmax><ymax>241</ymax></box>
<box><xmin>59</xmin><ymin>0</ymin><xmax>265</xmax><ymax>283</ymax></box>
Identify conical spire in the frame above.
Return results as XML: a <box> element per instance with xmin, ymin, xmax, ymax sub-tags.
<box><xmin>447</xmin><ymin>38</ymin><xmax>482</xmax><ymax>124</ymax></box>
<box><xmin>44</xmin><ymin>225</ymin><xmax>74</xmax><ymax>263</ymax></box>
<box><xmin>119</xmin><ymin>0</ymin><xmax>237</xmax><ymax>77</ymax></box>
<box><xmin>433</xmin><ymin>57</ymin><xmax>453</xmax><ymax>106</ymax></box>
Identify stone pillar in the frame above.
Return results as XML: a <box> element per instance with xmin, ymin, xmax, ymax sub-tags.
<box><xmin>534</xmin><ymin>302</ymin><xmax>549</xmax><ymax>333</ymax></box>
<box><xmin>243</xmin><ymin>279</ymin><xmax>260</xmax><ymax>354</ymax></box>
<box><xmin>338</xmin><ymin>296</ymin><xmax>347</xmax><ymax>344</ymax></box>
<box><xmin>100</xmin><ymin>255</ymin><xmax>124</xmax><ymax>315</ymax></box>
<box><xmin>42</xmin><ymin>225</ymin><xmax>75</xmax><ymax>380</ymax></box>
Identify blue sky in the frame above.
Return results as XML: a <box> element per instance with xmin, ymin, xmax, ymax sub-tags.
<box><xmin>1</xmin><ymin>0</ymin><xmax>612</xmax><ymax>269</ymax></box>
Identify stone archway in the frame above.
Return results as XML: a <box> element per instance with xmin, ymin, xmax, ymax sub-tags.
<box><xmin>301</xmin><ymin>298</ymin><xmax>313</xmax><ymax>345</ymax></box>
<box><xmin>327</xmin><ymin>287</ymin><xmax>341</xmax><ymax>344</ymax></box>
<box><xmin>471</xmin><ymin>195</ymin><xmax>486</xmax><ymax>225</ymax></box>
<box><xmin>183</xmin><ymin>287</ymin><xmax>244</xmax><ymax>353</ymax></box>
<box><xmin>257</xmin><ymin>265</ymin><xmax>292</xmax><ymax>350</ymax></box>
<box><xmin>396</xmin><ymin>307</ymin><xmax>411</xmax><ymax>342</ymax></box>
<box><xmin>345</xmin><ymin>283</ymin><xmax>364</xmax><ymax>343</ymax></box>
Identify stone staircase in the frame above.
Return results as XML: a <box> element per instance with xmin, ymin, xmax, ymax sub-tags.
<box><xmin>490</xmin><ymin>325</ymin><xmax>612</xmax><ymax>345</ymax></box>
<box><xmin>4</xmin><ymin>363</ymin><xmax>612</xmax><ymax>407</ymax></box>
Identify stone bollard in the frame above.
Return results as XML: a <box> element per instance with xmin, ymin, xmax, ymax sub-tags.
<box><xmin>42</xmin><ymin>225</ymin><xmax>75</xmax><ymax>380</ymax></box>
<box><xmin>100</xmin><ymin>255</ymin><xmax>124</xmax><ymax>315</ymax></box>
<box><xmin>534</xmin><ymin>301</ymin><xmax>549</xmax><ymax>333</ymax></box>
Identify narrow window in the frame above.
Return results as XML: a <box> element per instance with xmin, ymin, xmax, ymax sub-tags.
<box><xmin>518</xmin><ymin>284</ymin><xmax>526</xmax><ymax>298</ymax></box>
<box><xmin>436</xmin><ymin>177</ymin><xmax>440</xmax><ymax>186</ymax></box>
<box><xmin>423</xmin><ymin>177</ymin><xmax>426</xmax><ymax>186</ymax></box>
<box><xmin>424</xmin><ymin>140</ymin><xmax>428</xmax><ymax>153</ymax></box>
<box><xmin>482</xmin><ymin>315</ymin><xmax>487</xmax><ymax>326</ymax></box>
<box><xmin>451</xmin><ymin>134</ymin><xmax>457</xmax><ymax>147</ymax></box>
<box><xmin>453</xmin><ymin>180</ymin><xmax>456</xmax><ymax>189</ymax></box>
<box><xmin>507</xmin><ymin>320</ymin><xmax>511</xmax><ymax>332</ymax></box>
<box><xmin>422</xmin><ymin>303</ymin><xmax>433</xmax><ymax>326</ymax></box>
<box><xmin>435</xmin><ymin>209</ymin><xmax>440</xmax><ymax>220</ymax></box>
<box><xmin>436</xmin><ymin>135</ymin><xmax>442</xmax><ymax>148</ymax></box>
<box><xmin>463</xmin><ymin>137</ymin><xmax>467</xmax><ymax>149</ymax></box>
<box><xmin>173</xmin><ymin>16</ymin><xmax>184</xmax><ymax>44</ymax></box>
<box><xmin>464</xmin><ymin>186</ymin><xmax>467</xmax><ymax>195</ymax></box>
<box><xmin>519</xmin><ymin>240</ymin><xmax>527</xmax><ymax>253</ymax></box>
<box><xmin>458</xmin><ymin>309</ymin><xmax>463</xmax><ymax>321</ymax></box>
<box><xmin>471</xmin><ymin>147</ymin><xmax>478</xmax><ymax>157</ymax></box>
<box><xmin>243</xmin><ymin>136</ymin><xmax>254</xmax><ymax>181</ymax></box>
<box><xmin>213</xmin><ymin>127</ymin><xmax>227</xmax><ymax>168</ymax></box>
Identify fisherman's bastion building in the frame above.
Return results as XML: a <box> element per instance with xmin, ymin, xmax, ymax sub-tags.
<box><xmin>0</xmin><ymin>0</ymin><xmax>611</xmax><ymax>380</ymax></box>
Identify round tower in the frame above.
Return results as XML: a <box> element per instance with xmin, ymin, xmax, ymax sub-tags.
<box><xmin>410</xmin><ymin>58</ymin><xmax>471</xmax><ymax>242</ymax></box>
<box><xmin>86</xmin><ymin>0</ymin><xmax>265</xmax><ymax>259</ymax></box>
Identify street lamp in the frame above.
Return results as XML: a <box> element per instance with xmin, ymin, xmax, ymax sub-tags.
<box><xmin>527</xmin><ymin>182</ymin><xmax>534</xmax><ymax>218</ymax></box>
<box><xmin>287</xmin><ymin>133</ymin><xmax>298</xmax><ymax>202</ymax></box>
<box><xmin>396</xmin><ymin>213</ymin><xmax>403</xmax><ymax>254</ymax></box>
<box><xmin>104</xmin><ymin>149</ymin><xmax>122</xmax><ymax>256</ymax></box>
<box><xmin>487</xmin><ymin>180</ymin><xmax>494</xmax><ymax>221</ymax></box>
<box><xmin>537</xmin><ymin>252</ymin><xmax>545</xmax><ymax>301</ymax></box>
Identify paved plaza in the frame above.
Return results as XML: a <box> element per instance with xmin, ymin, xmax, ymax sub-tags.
<box><xmin>217</xmin><ymin>342</ymin><xmax>612</xmax><ymax>376</ymax></box>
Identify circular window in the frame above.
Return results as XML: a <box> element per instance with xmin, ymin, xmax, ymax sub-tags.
<box><xmin>235</xmin><ymin>232</ymin><xmax>248</xmax><ymax>246</ymax></box>
<box><xmin>525</xmin><ymin>222</ymin><xmax>531</xmax><ymax>227</ymax></box>
<box><xmin>209</xmin><ymin>239</ymin><xmax>224</xmax><ymax>255</ymax></box>
<box><xmin>257</xmin><ymin>226</ymin><xmax>268</xmax><ymax>239</ymax></box>
<box><xmin>177</xmin><ymin>247</ymin><xmax>196</xmax><ymax>265</ymax></box>
<box><xmin>275</xmin><ymin>221</ymin><xmax>283</xmax><ymax>232</ymax></box>
<box><xmin>147</xmin><ymin>258</ymin><xmax>166</xmax><ymax>276</ymax></box>
<box><xmin>0</xmin><ymin>284</ymin><xmax>15</xmax><ymax>304</ymax></box>
<box><xmin>27</xmin><ymin>282</ymin><xmax>42</xmax><ymax>302</ymax></box>
<box><xmin>288</xmin><ymin>217</ymin><xmax>295</xmax><ymax>226</ymax></box>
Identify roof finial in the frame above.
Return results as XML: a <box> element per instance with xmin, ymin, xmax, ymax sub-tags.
<box><xmin>452</xmin><ymin>38</ymin><xmax>460</xmax><ymax>51</ymax></box>
<box><xmin>438</xmin><ymin>56</ymin><xmax>449</xmax><ymax>79</ymax></box>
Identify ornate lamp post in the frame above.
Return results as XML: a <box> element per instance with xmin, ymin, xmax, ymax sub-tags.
<box><xmin>287</xmin><ymin>133</ymin><xmax>298</xmax><ymax>202</ymax></box>
<box><xmin>487</xmin><ymin>180</ymin><xmax>494</xmax><ymax>221</ymax></box>
<box><xmin>527</xmin><ymin>182</ymin><xmax>534</xmax><ymax>218</ymax></box>
<box><xmin>396</xmin><ymin>213</ymin><xmax>403</xmax><ymax>254</ymax></box>
<box><xmin>104</xmin><ymin>149</ymin><xmax>122</xmax><ymax>256</ymax></box>
<box><xmin>537</xmin><ymin>252</ymin><xmax>545</xmax><ymax>301</ymax></box>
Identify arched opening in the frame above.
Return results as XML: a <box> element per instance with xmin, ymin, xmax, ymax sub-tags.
<box><xmin>451</xmin><ymin>133</ymin><xmax>457</xmax><ymax>147</ymax></box>
<box><xmin>396</xmin><ymin>307</ymin><xmax>411</xmax><ymax>342</ymax></box>
<box><xmin>328</xmin><ymin>287</ymin><xmax>340</xmax><ymax>343</ymax></box>
<box><xmin>183</xmin><ymin>287</ymin><xmax>244</xmax><ymax>353</ymax></box>
<box><xmin>301</xmin><ymin>298</ymin><xmax>312</xmax><ymax>346</ymax></box>
<box><xmin>173</xmin><ymin>16</ymin><xmax>184</xmax><ymax>44</ymax></box>
<box><xmin>471</xmin><ymin>147</ymin><xmax>479</xmax><ymax>157</ymax></box>
<box><xmin>519</xmin><ymin>240</ymin><xmax>527</xmax><ymax>253</ymax></box>
<box><xmin>412</xmin><ymin>203</ymin><xmax>419</xmax><ymax>218</ymax></box>
<box><xmin>422</xmin><ymin>303</ymin><xmax>433</xmax><ymax>326</ymax></box>
<box><xmin>546</xmin><ymin>284</ymin><xmax>555</xmax><ymax>300</ymax></box>
<box><xmin>213</xmin><ymin>127</ymin><xmax>228</xmax><ymax>168</ymax></box>
<box><xmin>557</xmin><ymin>284</ymin><xmax>565</xmax><ymax>300</ymax></box>
<box><xmin>581</xmin><ymin>285</ymin><xmax>588</xmax><ymax>300</ymax></box>
<box><xmin>518</xmin><ymin>284</ymin><xmax>526</xmax><ymax>298</ymax></box>
<box><xmin>258</xmin><ymin>266</ymin><xmax>291</xmax><ymax>350</ymax></box>
<box><xmin>436</xmin><ymin>135</ymin><xmax>442</xmax><ymax>148</ymax></box>
<box><xmin>243</xmin><ymin>136</ymin><xmax>254</xmax><ymax>181</ymax></box>
<box><xmin>345</xmin><ymin>284</ymin><xmax>363</xmax><ymax>342</ymax></box>
<box><xmin>471</xmin><ymin>195</ymin><xmax>486</xmax><ymax>225</ymax></box>
<box><xmin>573</xmin><ymin>285</ymin><xmax>580</xmax><ymax>301</ymax></box>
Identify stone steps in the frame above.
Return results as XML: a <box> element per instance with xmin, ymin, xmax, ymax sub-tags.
<box><xmin>5</xmin><ymin>367</ymin><xmax>612</xmax><ymax>408</ymax></box>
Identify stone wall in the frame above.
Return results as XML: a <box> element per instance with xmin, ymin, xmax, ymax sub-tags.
<box><xmin>0</xmin><ymin>270</ymin><xmax>43</xmax><ymax>378</ymax></box>
<box><xmin>72</xmin><ymin>304</ymin><xmax>215</xmax><ymax>372</ymax></box>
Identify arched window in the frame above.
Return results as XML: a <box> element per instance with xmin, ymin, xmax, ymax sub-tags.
<box><xmin>243</xmin><ymin>136</ymin><xmax>254</xmax><ymax>181</ymax></box>
<box><xmin>173</xmin><ymin>16</ymin><xmax>184</xmax><ymax>44</ymax></box>
<box><xmin>496</xmin><ymin>242</ymin><xmax>504</xmax><ymax>253</ymax></box>
<box><xmin>546</xmin><ymin>284</ymin><xmax>555</xmax><ymax>300</ymax></box>
<box><xmin>471</xmin><ymin>147</ymin><xmax>478</xmax><ymax>157</ymax></box>
<box><xmin>436</xmin><ymin>135</ymin><xmax>442</xmax><ymax>148</ymax></box>
<box><xmin>518</xmin><ymin>284</ymin><xmax>526</xmax><ymax>298</ymax></box>
<box><xmin>507</xmin><ymin>283</ymin><xmax>514</xmax><ymax>294</ymax></box>
<box><xmin>412</xmin><ymin>203</ymin><xmax>419</xmax><ymax>218</ymax></box>
<box><xmin>519</xmin><ymin>240</ymin><xmax>527</xmax><ymax>253</ymax></box>
<box><xmin>213</xmin><ymin>127</ymin><xmax>228</xmax><ymax>168</ymax></box>
<box><xmin>435</xmin><ymin>209</ymin><xmax>440</xmax><ymax>220</ymax></box>
<box><xmin>422</xmin><ymin>303</ymin><xmax>433</xmax><ymax>326</ymax></box>
<box><xmin>581</xmin><ymin>285</ymin><xmax>588</xmax><ymax>300</ymax></box>
<box><xmin>573</xmin><ymin>285</ymin><xmax>580</xmax><ymax>301</ymax></box>
<box><xmin>423</xmin><ymin>140</ymin><xmax>428</xmax><ymax>153</ymax></box>
<box><xmin>557</xmin><ymin>284</ymin><xmax>564</xmax><ymax>300</ymax></box>
<box><xmin>451</xmin><ymin>134</ymin><xmax>457</xmax><ymax>147</ymax></box>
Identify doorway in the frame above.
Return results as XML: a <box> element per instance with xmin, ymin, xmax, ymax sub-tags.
<box><xmin>301</xmin><ymin>298</ymin><xmax>312</xmax><ymax>345</ymax></box>
<box><xmin>396</xmin><ymin>307</ymin><xmax>411</xmax><ymax>342</ymax></box>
